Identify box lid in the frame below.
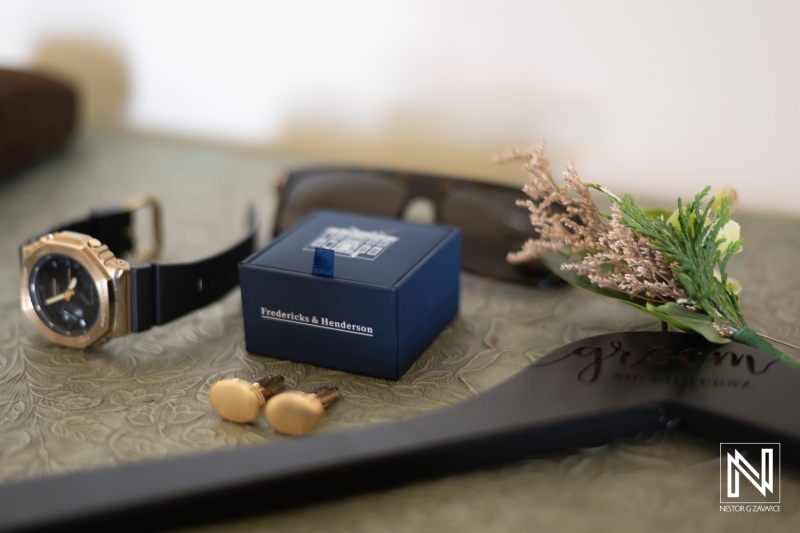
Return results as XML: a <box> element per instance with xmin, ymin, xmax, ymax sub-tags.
<box><xmin>244</xmin><ymin>210</ymin><xmax>454</xmax><ymax>286</ymax></box>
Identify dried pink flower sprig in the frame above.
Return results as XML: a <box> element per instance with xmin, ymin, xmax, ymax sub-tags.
<box><xmin>500</xmin><ymin>145</ymin><xmax>687</xmax><ymax>307</ymax></box>
<box><xmin>567</xmin><ymin>203</ymin><xmax>690</xmax><ymax>306</ymax></box>
<box><xmin>499</xmin><ymin>145</ymin><xmax>610</xmax><ymax>259</ymax></box>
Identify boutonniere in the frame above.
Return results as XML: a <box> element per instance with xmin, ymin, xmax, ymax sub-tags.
<box><xmin>500</xmin><ymin>144</ymin><xmax>799</xmax><ymax>370</ymax></box>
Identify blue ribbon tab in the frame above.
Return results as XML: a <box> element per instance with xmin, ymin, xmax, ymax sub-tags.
<box><xmin>312</xmin><ymin>247</ymin><xmax>335</xmax><ymax>278</ymax></box>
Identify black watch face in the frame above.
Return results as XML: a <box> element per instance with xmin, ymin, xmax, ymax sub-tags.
<box><xmin>29</xmin><ymin>254</ymin><xmax>101</xmax><ymax>337</ymax></box>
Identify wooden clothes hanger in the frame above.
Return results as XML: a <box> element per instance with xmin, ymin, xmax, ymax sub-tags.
<box><xmin>1</xmin><ymin>331</ymin><xmax>797</xmax><ymax>532</ymax></box>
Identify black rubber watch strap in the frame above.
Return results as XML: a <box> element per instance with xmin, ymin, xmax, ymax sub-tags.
<box><xmin>129</xmin><ymin>266</ymin><xmax>154</xmax><ymax>333</ymax></box>
<box><xmin>59</xmin><ymin>207</ymin><xmax>135</xmax><ymax>256</ymax></box>
<box><xmin>130</xmin><ymin>214</ymin><xmax>257</xmax><ymax>332</ymax></box>
<box><xmin>20</xmin><ymin>206</ymin><xmax>134</xmax><ymax>262</ymax></box>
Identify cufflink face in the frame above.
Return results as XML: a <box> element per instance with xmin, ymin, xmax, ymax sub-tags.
<box><xmin>264</xmin><ymin>392</ymin><xmax>324</xmax><ymax>435</ymax></box>
<box><xmin>209</xmin><ymin>378</ymin><xmax>266</xmax><ymax>423</ymax></box>
<box><xmin>264</xmin><ymin>388</ymin><xmax>338</xmax><ymax>436</ymax></box>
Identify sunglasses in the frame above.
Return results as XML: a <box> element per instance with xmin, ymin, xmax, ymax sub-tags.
<box><xmin>273</xmin><ymin>166</ymin><xmax>554</xmax><ymax>285</ymax></box>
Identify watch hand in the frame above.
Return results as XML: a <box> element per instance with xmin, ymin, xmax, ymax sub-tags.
<box><xmin>45</xmin><ymin>277</ymin><xmax>78</xmax><ymax>305</ymax></box>
<box><xmin>45</xmin><ymin>292</ymin><xmax>67</xmax><ymax>305</ymax></box>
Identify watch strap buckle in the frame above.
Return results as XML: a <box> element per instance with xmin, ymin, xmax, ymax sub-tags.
<box><xmin>123</xmin><ymin>193</ymin><xmax>162</xmax><ymax>262</ymax></box>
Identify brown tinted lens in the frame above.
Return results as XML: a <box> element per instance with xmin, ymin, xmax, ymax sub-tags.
<box><xmin>277</xmin><ymin>174</ymin><xmax>408</xmax><ymax>233</ymax></box>
<box><xmin>441</xmin><ymin>188</ymin><xmax>551</xmax><ymax>283</ymax></box>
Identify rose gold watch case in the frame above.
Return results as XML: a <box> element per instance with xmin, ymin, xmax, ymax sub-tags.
<box><xmin>20</xmin><ymin>231</ymin><xmax>132</xmax><ymax>349</ymax></box>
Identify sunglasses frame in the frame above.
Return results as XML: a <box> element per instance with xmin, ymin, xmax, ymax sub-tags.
<box><xmin>273</xmin><ymin>166</ymin><xmax>553</xmax><ymax>285</ymax></box>
<box><xmin>275</xmin><ymin>166</ymin><xmax>531</xmax><ymax>231</ymax></box>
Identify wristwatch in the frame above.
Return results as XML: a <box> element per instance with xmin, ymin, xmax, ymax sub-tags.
<box><xmin>20</xmin><ymin>194</ymin><xmax>258</xmax><ymax>349</ymax></box>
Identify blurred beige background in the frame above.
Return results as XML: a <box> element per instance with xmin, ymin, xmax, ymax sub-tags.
<box><xmin>1</xmin><ymin>0</ymin><xmax>798</xmax><ymax>214</ymax></box>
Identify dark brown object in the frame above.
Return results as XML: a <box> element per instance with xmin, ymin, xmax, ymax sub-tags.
<box><xmin>0</xmin><ymin>68</ymin><xmax>77</xmax><ymax>176</ymax></box>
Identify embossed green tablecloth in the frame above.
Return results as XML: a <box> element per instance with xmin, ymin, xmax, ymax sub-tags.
<box><xmin>1</xmin><ymin>130</ymin><xmax>798</xmax><ymax>532</ymax></box>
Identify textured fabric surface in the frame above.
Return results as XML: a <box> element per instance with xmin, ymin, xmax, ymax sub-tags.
<box><xmin>0</xmin><ymin>130</ymin><xmax>798</xmax><ymax>532</ymax></box>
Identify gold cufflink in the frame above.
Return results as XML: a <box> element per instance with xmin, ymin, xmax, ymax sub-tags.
<box><xmin>264</xmin><ymin>387</ymin><xmax>339</xmax><ymax>436</ymax></box>
<box><xmin>209</xmin><ymin>375</ymin><xmax>285</xmax><ymax>423</ymax></box>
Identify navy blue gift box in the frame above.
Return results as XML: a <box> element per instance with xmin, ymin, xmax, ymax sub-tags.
<box><xmin>239</xmin><ymin>210</ymin><xmax>461</xmax><ymax>379</ymax></box>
